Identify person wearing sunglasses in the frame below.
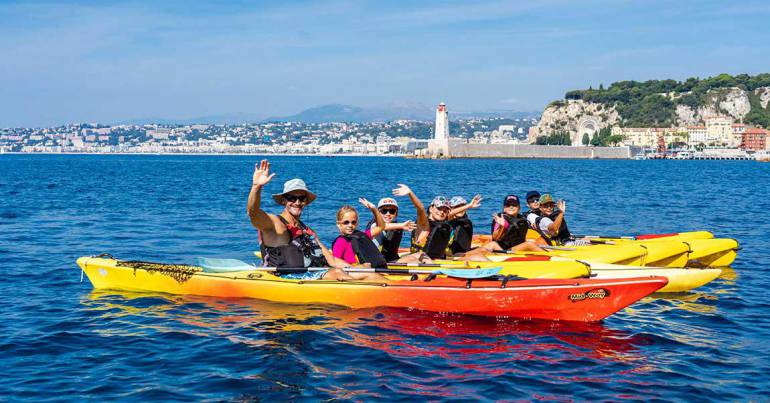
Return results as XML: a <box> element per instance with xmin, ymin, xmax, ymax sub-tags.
<box><xmin>330</xmin><ymin>199</ymin><xmax>389</xmax><ymax>277</ymax></box>
<box><xmin>478</xmin><ymin>195</ymin><xmax>545</xmax><ymax>252</ymax></box>
<box><xmin>524</xmin><ymin>190</ymin><xmax>542</xmax><ymax>224</ymax></box>
<box><xmin>402</xmin><ymin>187</ymin><xmax>487</xmax><ymax>260</ymax></box>
<box><xmin>366</xmin><ymin>197</ymin><xmax>417</xmax><ymax>262</ymax></box>
<box><xmin>447</xmin><ymin>195</ymin><xmax>483</xmax><ymax>254</ymax></box>
<box><xmin>527</xmin><ymin>194</ymin><xmax>572</xmax><ymax>246</ymax></box>
<box><xmin>247</xmin><ymin>160</ymin><xmax>355</xmax><ymax>281</ymax></box>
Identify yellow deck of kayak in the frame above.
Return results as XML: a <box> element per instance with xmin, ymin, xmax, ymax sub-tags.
<box><xmin>254</xmin><ymin>251</ymin><xmax>591</xmax><ymax>279</ymax></box>
<box><xmin>478</xmin><ymin>242</ymin><xmax>689</xmax><ymax>267</ymax></box>
<box><xmin>424</xmin><ymin>259</ymin><xmax>590</xmax><ymax>278</ymax></box>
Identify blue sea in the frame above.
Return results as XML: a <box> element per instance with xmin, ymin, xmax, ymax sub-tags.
<box><xmin>1</xmin><ymin>154</ymin><xmax>769</xmax><ymax>401</ymax></box>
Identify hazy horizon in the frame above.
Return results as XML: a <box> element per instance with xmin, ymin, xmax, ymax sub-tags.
<box><xmin>2</xmin><ymin>0</ymin><xmax>770</xmax><ymax>127</ymax></box>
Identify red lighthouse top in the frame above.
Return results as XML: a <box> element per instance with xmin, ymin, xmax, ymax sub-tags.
<box><xmin>437</xmin><ymin>102</ymin><xmax>446</xmax><ymax>112</ymax></box>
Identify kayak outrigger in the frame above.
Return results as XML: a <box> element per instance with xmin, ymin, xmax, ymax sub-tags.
<box><xmin>77</xmin><ymin>256</ymin><xmax>667</xmax><ymax>322</ymax></box>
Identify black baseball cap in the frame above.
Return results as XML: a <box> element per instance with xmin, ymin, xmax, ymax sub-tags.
<box><xmin>503</xmin><ymin>194</ymin><xmax>520</xmax><ymax>206</ymax></box>
<box><xmin>525</xmin><ymin>191</ymin><xmax>541</xmax><ymax>202</ymax></box>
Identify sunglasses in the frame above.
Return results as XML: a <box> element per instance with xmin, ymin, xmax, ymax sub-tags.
<box><xmin>504</xmin><ymin>203</ymin><xmax>519</xmax><ymax>208</ymax></box>
<box><xmin>379</xmin><ymin>208</ymin><xmax>397</xmax><ymax>215</ymax></box>
<box><xmin>541</xmin><ymin>203</ymin><xmax>555</xmax><ymax>208</ymax></box>
<box><xmin>527</xmin><ymin>199</ymin><xmax>539</xmax><ymax>203</ymax></box>
<box><xmin>284</xmin><ymin>194</ymin><xmax>307</xmax><ymax>203</ymax></box>
<box><xmin>339</xmin><ymin>220</ymin><xmax>357</xmax><ymax>226</ymax></box>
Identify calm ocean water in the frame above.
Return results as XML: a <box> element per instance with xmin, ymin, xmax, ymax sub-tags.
<box><xmin>1</xmin><ymin>154</ymin><xmax>769</xmax><ymax>401</ymax></box>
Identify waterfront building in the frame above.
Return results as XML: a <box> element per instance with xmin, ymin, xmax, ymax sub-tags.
<box><xmin>732</xmin><ymin>123</ymin><xmax>747</xmax><ymax>147</ymax></box>
<box><xmin>687</xmin><ymin>125</ymin><xmax>707</xmax><ymax>145</ymax></box>
<box><xmin>741</xmin><ymin>128</ymin><xmax>767</xmax><ymax>151</ymax></box>
<box><xmin>612</xmin><ymin>127</ymin><xmax>687</xmax><ymax>148</ymax></box>
<box><xmin>706</xmin><ymin>117</ymin><xmax>733</xmax><ymax>146</ymax></box>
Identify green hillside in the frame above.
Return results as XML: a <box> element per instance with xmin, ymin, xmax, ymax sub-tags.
<box><xmin>562</xmin><ymin>73</ymin><xmax>770</xmax><ymax>128</ymax></box>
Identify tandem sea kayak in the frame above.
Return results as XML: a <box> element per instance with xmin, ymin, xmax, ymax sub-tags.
<box><xmin>76</xmin><ymin>256</ymin><xmax>667</xmax><ymax>322</ymax></box>
<box><xmin>574</xmin><ymin>234</ymin><xmax>739</xmax><ymax>267</ymax></box>
<box><xmin>472</xmin><ymin>230</ymin><xmax>738</xmax><ymax>267</ymax></box>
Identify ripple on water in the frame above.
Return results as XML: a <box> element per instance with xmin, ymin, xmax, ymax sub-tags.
<box><xmin>2</xmin><ymin>155</ymin><xmax>770</xmax><ymax>400</ymax></box>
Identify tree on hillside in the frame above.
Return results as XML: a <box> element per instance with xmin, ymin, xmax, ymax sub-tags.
<box><xmin>536</xmin><ymin>131</ymin><xmax>572</xmax><ymax>145</ymax></box>
<box><xmin>582</xmin><ymin>132</ymin><xmax>590</xmax><ymax>145</ymax></box>
<box><xmin>557</xmin><ymin>73</ymin><xmax>770</xmax><ymax>128</ymax></box>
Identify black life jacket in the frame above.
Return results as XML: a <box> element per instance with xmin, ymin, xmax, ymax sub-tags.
<box><xmin>525</xmin><ymin>208</ymin><xmax>541</xmax><ymax>225</ymax></box>
<box><xmin>449</xmin><ymin>215</ymin><xmax>474</xmax><ymax>254</ymax></box>
<box><xmin>260</xmin><ymin>216</ymin><xmax>328</xmax><ymax>269</ymax></box>
<box><xmin>493</xmin><ymin>213</ymin><xmax>528</xmax><ymax>250</ymax></box>
<box><xmin>367</xmin><ymin>219</ymin><xmax>403</xmax><ymax>262</ymax></box>
<box><xmin>332</xmin><ymin>230</ymin><xmax>388</xmax><ymax>269</ymax></box>
<box><xmin>533</xmin><ymin>210</ymin><xmax>571</xmax><ymax>246</ymax></box>
<box><xmin>411</xmin><ymin>219</ymin><xmax>453</xmax><ymax>259</ymax></box>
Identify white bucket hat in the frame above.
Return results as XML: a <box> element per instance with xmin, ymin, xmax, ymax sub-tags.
<box><xmin>271</xmin><ymin>178</ymin><xmax>317</xmax><ymax>205</ymax></box>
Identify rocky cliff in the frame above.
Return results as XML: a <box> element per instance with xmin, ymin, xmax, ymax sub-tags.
<box><xmin>532</xmin><ymin>73</ymin><xmax>770</xmax><ymax>145</ymax></box>
<box><xmin>529</xmin><ymin>100</ymin><xmax>620</xmax><ymax>145</ymax></box>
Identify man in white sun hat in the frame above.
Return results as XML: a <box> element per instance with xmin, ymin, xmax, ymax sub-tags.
<box><xmin>247</xmin><ymin>159</ymin><xmax>356</xmax><ymax>280</ymax></box>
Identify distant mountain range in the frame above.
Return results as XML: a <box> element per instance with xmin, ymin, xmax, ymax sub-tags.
<box><xmin>116</xmin><ymin>104</ymin><xmax>539</xmax><ymax>125</ymax></box>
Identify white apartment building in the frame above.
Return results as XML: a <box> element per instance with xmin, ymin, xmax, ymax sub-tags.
<box><xmin>687</xmin><ymin>125</ymin><xmax>707</xmax><ymax>145</ymax></box>
<box><xmin>705</xmin><ymin>117</ymin><xmax>733</xmax><ymax>146</ymax></box>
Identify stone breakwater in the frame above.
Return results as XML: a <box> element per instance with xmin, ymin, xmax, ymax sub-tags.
<box><xmin>446</xmin><ymin>143</ymin><xmax>632</xmax><ymax>159</ymax></box>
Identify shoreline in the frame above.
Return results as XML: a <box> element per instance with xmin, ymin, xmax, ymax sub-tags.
<box><xmin>0</xmin><ymin>151</ymin><xmax>406</xmax><ymax>157</ymax></box>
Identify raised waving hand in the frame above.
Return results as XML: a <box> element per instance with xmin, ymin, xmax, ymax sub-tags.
<box><xmin>401</xmin><ymin>220</ymin><xmax>417</xmax><ymax>232</ymax></box>
<box><xmin>359</xmin><ymin>197</ymin><xmax>376</xmax><ymax>210</ymax></box>
<box><xmin>252</xmin><ymin>159</ymin><xmax>275</xmax><ymax>187</ymax></box>
<box><xmin>557</xmin><ymin>200</ymin><xmax>566</xmax><ymax>213</ymax></box>
<box><xmin>392</xmin><ymin>184</ymin><xmax>412</xmax><ymax>197</ymax></box>
<box><xmin>469</xmin><ymin>194</ymin><xmax>483</xmax><ymax>209</ymax></box>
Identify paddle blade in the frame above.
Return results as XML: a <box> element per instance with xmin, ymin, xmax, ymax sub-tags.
<box><xmin>195</xmin><ymin>257</ymin><xmax>257</xmax><ymax>273</ymax></box>
<box><xmin>437</xmin><ymin>267</ymin><xmax>502</xmax><ymax>279</ymax></box>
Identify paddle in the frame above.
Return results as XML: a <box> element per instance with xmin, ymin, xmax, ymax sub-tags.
<box><xmin>572</xmin><ymin>234</ymin><xmax>636</xmax><ymax>240</ymax></box>
<box><xmin>195</xmin><ymin>257</ymin><xmax>503</xmax><ymax>279</ymax></box>
<box><xmin>584</xmin><ymin>239</ymin><xmax>617</xmax><ymax>245</ymax></box>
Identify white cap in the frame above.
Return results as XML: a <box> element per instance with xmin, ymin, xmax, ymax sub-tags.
<box><xmin>377</xmin><ymin>197</ymin><xmax>399</xmax><ymax>208</ymax></box>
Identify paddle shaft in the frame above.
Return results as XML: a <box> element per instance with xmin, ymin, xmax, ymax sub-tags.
<box><xmin>252</xmin><ymin>266</ymin><xmax>468</xmax><ymax>276</ymax></box>
<box><xmin>572</xmin><ymin>234</ymin><xmax>635</xmax><ymax>240</ymax></box>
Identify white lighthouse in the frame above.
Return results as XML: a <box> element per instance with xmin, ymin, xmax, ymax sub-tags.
<box><xmin>430</xmin><ymin>102</ymin><xmax>450</xmax><ymax>157</ymax></box>
<box><xmin>435</xmin><ymin>102</ymin><xmax>449</xmax><ymax>141</ymax></box>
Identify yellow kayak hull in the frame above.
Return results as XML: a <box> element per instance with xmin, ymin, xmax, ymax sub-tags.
<box><xmin>683</xmin><ymin>238</ymin><xmax>739</xmax><ymax>267</ymax></box>
<box><xmin>592</xmin><ymin>237</ymin><xmax>737</xmax><ymax>267</ymax></box>
<box><xmin>580</xmin><ymin>260</ymin><xmax>722</xmax><ymax>292</ymax></box>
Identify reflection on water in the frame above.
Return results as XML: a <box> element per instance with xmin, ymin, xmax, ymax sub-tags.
<box><xmin>718</xmin><ymin>266</ymin><xmax>738</xmax><ymax>282</ymax></box>
<box><xmin>81</xmin><ymin>289</ymin><xmax>669</xmax><ymax>397</ymax></box>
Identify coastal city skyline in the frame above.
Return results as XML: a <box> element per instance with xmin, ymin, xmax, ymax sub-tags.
<box><xmin>3</xmin><ymin>1</ymin><xmax>770</xmax><ymax>127</ymax></box>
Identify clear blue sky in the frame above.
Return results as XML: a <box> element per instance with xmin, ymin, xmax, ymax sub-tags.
<box><xmin>2</xmin><ymin>0</ymin><xmax>769</xmax><ymax>127</ymax></box>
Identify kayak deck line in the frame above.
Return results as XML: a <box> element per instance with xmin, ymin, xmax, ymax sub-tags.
<box><xmin>80</xmin><ymin>256</ymin><xmax>665</xmax><ymax>291</ymax></box>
